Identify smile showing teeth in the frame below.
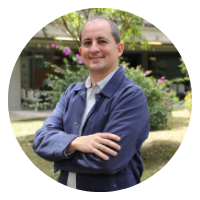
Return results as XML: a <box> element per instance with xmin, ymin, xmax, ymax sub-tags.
<box><xmin>90</xmin><ymin>57</ymin><xmax>103</xmax><ymax>60</ymax></box>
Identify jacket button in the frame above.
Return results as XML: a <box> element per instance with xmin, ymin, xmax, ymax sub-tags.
<box><xmin>74</xmin><ymin>122</ymin><xmax>77</xmax><ymax>125</ymax></box>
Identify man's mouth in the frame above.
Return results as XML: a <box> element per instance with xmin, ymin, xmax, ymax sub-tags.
<box><xmin>89</xmin><ymin>56</ymin><xmax>104</xmax><ymax>61</ymax></box>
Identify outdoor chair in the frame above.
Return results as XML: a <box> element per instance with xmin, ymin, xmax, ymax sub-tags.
<box><xmin>21</xmin><ymin>88</ymin><xmax>27</xmax><ymax>101</ymax></box>
<box><xmin>21</xmin><ymin>88</ymin><xmax>42</xmax><ymax>111</ymax></box>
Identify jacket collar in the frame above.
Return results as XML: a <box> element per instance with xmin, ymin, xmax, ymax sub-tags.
<box><xmin>73</xmin><ymin>65</ymin><xmax>125</xmax><ymax>97</ymax></box>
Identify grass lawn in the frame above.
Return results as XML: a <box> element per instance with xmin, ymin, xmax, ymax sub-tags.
<box><xmin>11</xmin><ymin>107</ymin><xmax>191</xmax><ymax>183</ymax></box>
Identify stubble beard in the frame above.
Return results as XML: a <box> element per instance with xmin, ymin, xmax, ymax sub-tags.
<box><xmin>88</xmin><ymin>61</ymin><xmax>107</xmax><ymax>74</ymax></box>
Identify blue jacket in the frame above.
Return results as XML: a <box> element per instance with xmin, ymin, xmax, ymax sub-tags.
<box><xmin>33</xmin><ymin>65</ymin><xmax>150</xmax><ymax>191</ymax></box>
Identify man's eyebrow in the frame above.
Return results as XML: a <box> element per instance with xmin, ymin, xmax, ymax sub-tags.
<box><xmin>82</xmin><ymin>37</ymin><xmax>110</xmax><ymax>42</ymax></box>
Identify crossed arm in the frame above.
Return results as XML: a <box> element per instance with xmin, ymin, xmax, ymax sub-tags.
<box><xmin>65</xmin><ymin>132</ymin><xmax>121</xmax><ymax>160</ymax></box>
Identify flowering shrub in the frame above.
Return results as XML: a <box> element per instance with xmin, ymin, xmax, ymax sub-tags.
<box><xmin>184</xmin><ymin>91</ymin><xmax>192</xmax><ymax>111</ymax></box>
<box><xmin>123</xmin><ymin>63</ymin><xmax>179</xmax><ymax>130</ymax></box>
<box><xmin>31</xmin><ymin>46</ymin><xmax>178</xmax><ymax>130</ymax></box>
<box><xmin>42</xmin><ymin>44</ymin><xmax>88</xmax><ymax>106</ymax></box>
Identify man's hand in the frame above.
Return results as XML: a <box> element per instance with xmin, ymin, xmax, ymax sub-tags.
<box><xmin>65</xmin><ymin>133</ymin><xmax>121</xmax><ymax>160</ymax></box>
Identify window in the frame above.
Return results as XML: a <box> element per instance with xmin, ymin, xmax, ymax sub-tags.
<box><xmin>35</xmin><ymin>53</ymin><xmax>50</xmax><ymax>70</ymax></box>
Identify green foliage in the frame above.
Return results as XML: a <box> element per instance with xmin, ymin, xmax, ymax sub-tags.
<box><xmin>122</xmin><ymin>62</ymin><xmax>179</xmax><ymax>130</ymax></box>
<box><xmin>177</xmin><ymin>58</ymin><xmax>190</xmax><ymax>82</ymax></box>
<box><xmin>184</xmin><ymin>91</ymin><xmax>192</xmax><ymax>111</ymax></box>
<box><xmin>53</xmin><ymin>8</ymin><xmax>149</xmax><ymax>50</ymax></box>
<box><xmin>43</xmin><ymin>46</ymin><xmax>88</xmax><ymax>106</ymax></box>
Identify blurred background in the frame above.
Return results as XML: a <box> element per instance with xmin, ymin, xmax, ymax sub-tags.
<box><xmin>8</xmin><ymin>8</ymin><xmax>190</xmax><ymax>112</ymax></box>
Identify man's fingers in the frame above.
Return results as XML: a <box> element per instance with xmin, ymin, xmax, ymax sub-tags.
<box><xmin>99</xmin><ymin>137</ymin><xmax>121</xmax><ymax>151</ymax></box>
<box><xmin>101</xmin><ymin>133</ymin><xmax>121</xmax><ymax>141</ymax></box>
<box><xmin>98</xmin><ymin>144</ymin><xmax>118</xmax><ymax>157</ymax></box>
<box><xmin>93</xmin><ymin>148</ymin><xmax>109</xmax><ymax>160</ymax></box>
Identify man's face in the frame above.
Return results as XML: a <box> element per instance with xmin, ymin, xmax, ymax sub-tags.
<box><xmin>79</xmin><ymin>20</ymin><xmax>124</xmax><ymax>76</ymax></box>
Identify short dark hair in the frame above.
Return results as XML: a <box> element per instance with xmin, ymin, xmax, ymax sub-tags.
<box><xmin>79</xmin><ymin>16</ymin><xmax>121</xmax><ymax>44</ymax></box>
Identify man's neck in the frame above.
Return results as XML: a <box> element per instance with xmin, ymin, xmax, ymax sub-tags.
<box><xmin>89</xmin><ymin>66</ymin><xmax>119</xmax><ymax>86</ymax></box>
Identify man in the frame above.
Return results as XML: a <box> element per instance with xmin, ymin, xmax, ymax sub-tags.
<box><xmin>33</xmin><ymin>16</ymin><xmax>150</xmax><ymax>191</ymax></box>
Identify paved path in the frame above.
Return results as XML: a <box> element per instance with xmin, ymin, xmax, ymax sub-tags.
<box><xmin>9</xmin><ymin>102</ymin><xmax>184</xmax><ymax>122</ymax></box>
<box><xmin>9</xmin><ymin>110</ymin><xmax>53</xmax><ymax>121</ymax></box>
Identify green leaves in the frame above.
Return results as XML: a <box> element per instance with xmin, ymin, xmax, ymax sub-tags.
<box><xmin>124</xmin><ymin>64</ymin><xmax>179</xmax><ymax>130</ymax></box>
<box><xmin>178</xmin><ymin>58</ymin><xmax>189</xmax><ymax>78</ymax></box>
<box><xmin>52</xmin><ymin>9</ymin><xmax>149</xmax><ymax>50</ymax></box>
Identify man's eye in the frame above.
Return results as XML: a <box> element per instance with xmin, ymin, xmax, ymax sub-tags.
<box><xmin>99</xmin><ymin>40</ymin><xmax>106</xmax><ymax>43</ymax></box>
<box><xmin>84</xmin><ymin>41</ymin><xmax>91</xmax><ymax>45</ymax></box>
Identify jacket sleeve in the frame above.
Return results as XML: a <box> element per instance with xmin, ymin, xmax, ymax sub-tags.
<box><xmin>54</xmin><ymin>88</ymin><xmax>150</xmax><ymax>174</ymax></box>
<box><xmin>32</xmin><ymin>87</ymin><xmax>79</xmax><ymax>162</ymax></box>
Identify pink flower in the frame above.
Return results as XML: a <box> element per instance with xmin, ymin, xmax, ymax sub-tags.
<box><xmin>58</xmin><ymin>67</ymin><xmax>61</xmax><ymax>70</ymax></box>
<box><xmin>51</xmin><ymin>44</ymin><xmax>55</xmax><ymax>48</ymax></box>
<box><xmin>157</xmin><ymin>79</ymin><xmax>164</xmax><ymax>82</ymax></box>
<box><xmin>67</xmin><ymin>46</ymin><xmax>71</xmax><ymax>53</ymax></box>
<box><xmin>78</xmin><ymin>58</ymin><xmax>83</xmax><ymax>64</ymax></box>
<box><xmin>153</xmin><ymin>117</ymin><xmax>156</xmax><ymax>119</ymax></box>
<box><xmin>145</xmin><ymin>70</ymin><xmax>150</xmax><ymax>75</ymax></box>
<box><xmin>65</xmin><ymin>51</ymin><xmax>69</xmax><ymax>56</ymax></box>
<box><xmin>157</xmin><ymin>76</ymin><xmax>164</xmax><ymax>82</ymax></box>
<box><xmin>76</xmin><ymin>54</ymin><xmax>80</xmax><ymax>58</ymax></box>
<box><xmin>62</xmin><ymin>46</ymin><xmax>71</xmax><ymax>56</ymax></box>
<box><xmin>126</xmin><ymin>66</ymin><xmax>129</xmax><ymax>69</ymax></box>
<box><xmin>138</xmin><ymin>69</ymin><xmax>141</xmax><ymax>71</ymax></box>
<box><xmin>166</xmin><ymin>92</ymin><xmax>169</xmax><ymax>95</ymax></box>
<box><xmin>56</xmin><ymin>45</ymin><xmax>59</xmax><ymax>49</ymax></box>
<box><xmin>168</xmin><ymin>103</ymin><xmax>171</xmax><ymax>106</ymax></box>
<box><xmin>163</xmin><ymin>100</ymin><xmax>167</xmax><ymax>104</ymax></box>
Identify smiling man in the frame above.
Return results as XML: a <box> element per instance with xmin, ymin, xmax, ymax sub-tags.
<box><xmin>79</xmin><ymin>18</ymin><xmax>123</xmax><ymax>83</ymax></box>
<box><xmin>33</xmin><ymin>16</ymin><xmax>150</xmax><ymax>191</ymax></box>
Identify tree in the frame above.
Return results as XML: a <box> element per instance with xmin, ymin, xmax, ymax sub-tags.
<box><xmin>48</xmin><ymin>8</ymin><xmax>149</xmax><ymax>50</ymax></box>
<box><xmin>178</xmin><ymin>58</ymin><xmax>189</xmax><ymax>80</ymax></box>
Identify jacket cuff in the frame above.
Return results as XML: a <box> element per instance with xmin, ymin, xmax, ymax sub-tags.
<box><xmin>63</xmin><ymin>149</ymin><xmax>76</xmax><ymax>158</ymax></box>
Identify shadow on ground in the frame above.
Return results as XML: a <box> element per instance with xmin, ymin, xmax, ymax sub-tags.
<box><xmin>141</xmin><ymin>140</ymin><xmax>181</xmax><ymax>181</ymax></box>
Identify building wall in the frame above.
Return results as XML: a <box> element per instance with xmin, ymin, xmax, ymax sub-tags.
<box><xmin>8</xmin><ymin>58</ymin><xmax>21</xmax><ymax>111</ymax></box>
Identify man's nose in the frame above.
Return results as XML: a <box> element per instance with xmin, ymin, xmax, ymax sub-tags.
<box><xmin>90</xmin><ymin>42</ymin><xmax>100</xmax><ymax>53</ymax></box>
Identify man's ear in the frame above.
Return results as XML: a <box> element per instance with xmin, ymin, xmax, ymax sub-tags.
<box><xmin>79</xmin><ymin>47</ymin><xmax>82</xmax><ymax>55</ymax></box>
<box><xmin>117</xmin><ymin>43</ymin><xmax>124</xmax><ymax>57</ymax></box>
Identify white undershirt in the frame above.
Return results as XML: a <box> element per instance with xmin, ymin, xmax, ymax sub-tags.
<box><xmin>66</xmin><ymin>67</ymin><xmax>119</xmax><ymax>188</ymax></box>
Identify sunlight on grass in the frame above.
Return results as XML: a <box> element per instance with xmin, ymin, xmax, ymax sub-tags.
<box><xmin>141</xmin><ymin>108</ymin><xmax>190</xmax><ymax>182</ymax></box>
<box><xmin>11</xmin><ymin>120</ymin><xmax>44</xmax><ymax>137</ymax></box>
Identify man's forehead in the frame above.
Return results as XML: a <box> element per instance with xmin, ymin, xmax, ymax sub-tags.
<box><xmin>86</xmin><ymin>18</ymin><xmax>110</xmax><ymax>26</ymax></box>
<box><xmin>82</xmin><ymin>20</ymin><xmax>111</xmax><ymax>38</ymax></box>
<box><xmin>83</xmin><ymin>19</ymin><xmax>111</xmax><ymax>33</ymax></box>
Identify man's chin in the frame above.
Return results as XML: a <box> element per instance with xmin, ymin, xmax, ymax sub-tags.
<box><xmin>88</xmin><ymin>64</ymin><xmax>105</xmax><ymax>72</ymax></box>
